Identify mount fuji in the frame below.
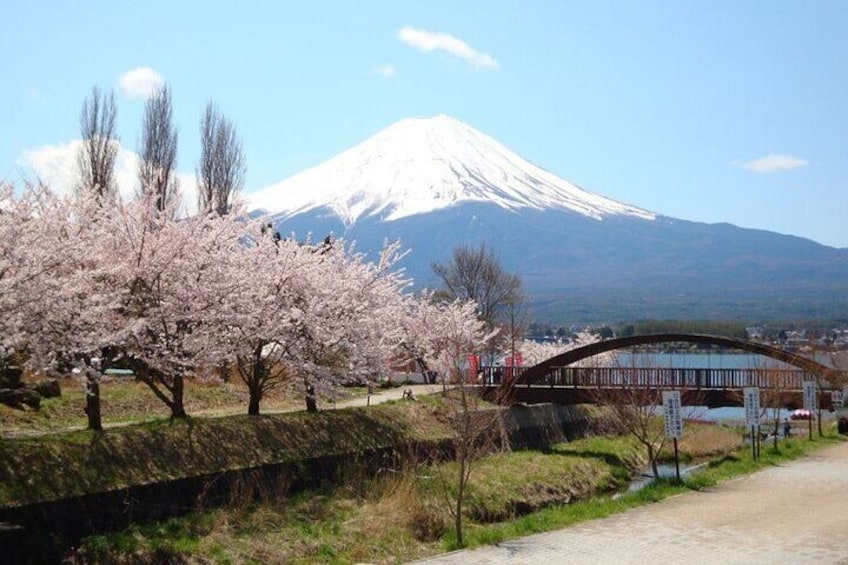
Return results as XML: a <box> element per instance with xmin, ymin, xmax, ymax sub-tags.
<box><xmin>249</xmin><ymin>116</ymin><xmax>848</xmax><ymax>323</ymax></box>
<box><xmin>250</xmin><ymin>115</ymin><xmax>654</xmax><ymax>225</ymax></box>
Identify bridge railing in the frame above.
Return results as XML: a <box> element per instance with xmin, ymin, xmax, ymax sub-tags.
<box><xmin>479</xmin><ymin>366</ymin><xmax>811</xmax><ymax>390</ymax></box>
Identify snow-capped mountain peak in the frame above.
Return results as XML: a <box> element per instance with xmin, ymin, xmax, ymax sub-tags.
<box><xmin>248</xmin><ymin>115</ymin><xmax>655</xmax><ymax>225</ymax></box>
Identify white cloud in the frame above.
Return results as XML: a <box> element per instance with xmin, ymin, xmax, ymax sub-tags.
<box><xmin>741</xmin><ymin>154</ymin><xmax>808</xmax><ymax>173</ymax></box>
<box><xmin>19</xmin><ymin>141</ymin><xmax>81</xmax><ymax>193</ymax></box>
<box><xmin>20</xmin><ymin>140</ymin><xmax>141</xmax><ymax>202</ymax></box>
<box><xmin>375</xmin><ymin>64</ymin><xmax>396</xmax><ymax>78</ymax></box>
<box><xmin>19</xmin><ymin>141</ymin><xmax>198</xmax><ymax>215</ymax></box>
<box><xmin>118</xmin><ymin>66</ymin><xmax>165</xmax><ymax>99</ymax></box>
<box><xmin>397</xmin><ymin>26</ymin><xmax>499</xmax><ymax>70</ymax></box>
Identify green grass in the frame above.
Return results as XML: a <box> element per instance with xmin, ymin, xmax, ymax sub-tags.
<box><xmin>68</xmin><ymin>427</ymin><xmax>845</xmax><ymax>564</ymax></box>
<box><xmin>421</xmin><ymin>449</ymin><xmax>623</xmax><ymax>524</ymax></box>
<box><xmin>450</xmin><ymin>479</ymin><xmax>690</xmax><ymax>550</ymax></box>
<box><xmin>454</xmin><ymin>429</ymin><xmax>843</xmax><ymax>552</ymax></box>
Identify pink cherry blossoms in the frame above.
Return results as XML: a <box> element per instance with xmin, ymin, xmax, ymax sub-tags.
<box><xmin>0</xmin><ymin>183</ymin><xmax>492</xmax><ymax>426</ymax></box>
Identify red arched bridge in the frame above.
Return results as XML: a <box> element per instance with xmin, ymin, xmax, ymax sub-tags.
<box><xmin>480</xmin><ymin>333</ymin><xmax>843</xmax><ymax>408</ymax></box>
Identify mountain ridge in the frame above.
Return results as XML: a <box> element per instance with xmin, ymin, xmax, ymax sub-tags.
<box><xmin>247</xmin><ymin>115</ymin><xmax>848</xmax><ymax>322</ymax></box>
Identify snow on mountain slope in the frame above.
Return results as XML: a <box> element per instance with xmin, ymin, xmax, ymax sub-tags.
<box><xmin>248</xmin><ymin>115</ymin><xmax>655</xmax><ymax>225</ymax></box>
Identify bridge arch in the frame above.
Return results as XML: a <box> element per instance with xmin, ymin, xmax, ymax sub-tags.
<box><xmin>516</xmin><ymin>333</ymin><xmax>835</xmax><ymax>386</ymax></box>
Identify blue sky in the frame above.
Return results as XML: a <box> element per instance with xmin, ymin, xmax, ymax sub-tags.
<box><xmin>2</xmin><ymin>1</ymin><xmax>847</xmax><ymax>247</ymax></box>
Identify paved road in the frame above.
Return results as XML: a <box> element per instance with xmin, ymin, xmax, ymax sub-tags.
<box><xmin>415</xmin><ymin>441</ymin><xmax>848</xmax><ymax>564</ymax></box>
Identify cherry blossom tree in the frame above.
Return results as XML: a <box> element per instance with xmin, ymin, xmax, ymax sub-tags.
<box><xmin>0</xmin><ymin>184</ymin><xmax>76</xmax><ymax>369</ymax></box>
<box><xmin>1</xmin><ymin>185</ymin><xmax>117</xmax><ymax>428</ymax></box>
<box><xmin>277</xmin><ymin>238</ymin><xmax>413</xmax><ymax>411</ymax></box>
<box><xmin>6</xmin><ymin>179</ymin><xmax>497</xmax><ymax>426</ymax></box>
<box><xmin>103</xmin><ymin>198</ymin><xmax>252</xmax><ymax>418</ymax></box>
<box><xmin>212</xmin><ymin>230</ymin><xmax>322</xmax><ymax>415</ymax></box>
<box><xmin>517</xmin><ymin>331</ymin><xmax>601</xmax><ymax>366</ymax></box>
<box><xmin>20</xmin><ymin>189</ymin><xmax>253</xmax><ymax>423</ymax></box>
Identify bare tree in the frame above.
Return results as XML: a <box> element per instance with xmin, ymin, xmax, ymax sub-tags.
<box><xmin>504</xmin><ymin>284</ymin><xmax>529</xmax><ymax>376</ymax></box>
<box><xmin>76</xmin><ymin>86</ymin><xmax>119</xmax><ymax>201</ymax></box>
<box><xmin>196</xmin><ymin>102</ymin><xmax>245</xmax><ymax>216</ymax></box>
<box><xmin>431</xmin><ymin>244</ymin><xmax>523</xmax><ymax>359</ymax></box>
<box><xmin>586</xmin><ymin>352</ymin><xmax>669</xmax><ymax>479</ymax></box>
<box><xmin>430</xmin><ymin>331</ymin><xmax>508</xmax><ymax>547</ymax></box>
<box><xmin>138</xmin><ymin>84</ymin><xmax>180</xmax><ymax>214</ymax></box>
<box><xmin>434</xmin><ymin>384</ymin><xmax>505</xmax><ymax>547</ymax></box>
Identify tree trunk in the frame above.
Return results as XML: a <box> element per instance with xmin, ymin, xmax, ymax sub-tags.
<box><xmin>247</xmin><ymin>353</ymin><xmax>265</xmax><ymax>416</ymax></box>
<box><xmin>305</xmin><ymin>393</ymin><xmax>317</xmax><ymax>412</ymax></box>
<box><xmin>218</xmin><ymin>361</ymin><xmax>230</xmax><ymax>383</ymax></box>
<box><xmin>170</xmin><ymin>373</ymin><xmax>187</xmax><ymax>419</ymax></box>
<box><xmin>647</xmin><ymin>444</ymin><xmax>659</xmax><ymax>479</ymax></box>
<box><xmin>455</xmin><ymin>456</ymin><xmax>465</xmax><ymax>547</ymax></box>
<box><xmin>772</xmin><ymin>414</ymin><xmax>779</xmax><ymax>449</ymax></box>
<box><xmin>85</xmin><ymin>375</ymin><xmax>102</xmax><ymax>431</ymax></box>
<box><xmin>305</xmin><ymin>381</ymin><xmax>317</xmax><ymax>412</ymax></box>
<box><xmin>248</xmin><ymin>390</ymin><xmax>261</xmax><ymax>416</ymax></box>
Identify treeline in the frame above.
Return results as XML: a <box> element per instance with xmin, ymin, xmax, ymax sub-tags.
<box><xmin>616</xmin><ymin>320</ymin><xmax>748</xmax><ymax>339</ymax></box>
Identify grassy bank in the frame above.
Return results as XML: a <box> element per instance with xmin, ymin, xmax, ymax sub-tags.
<box><xmin>0</xmin><ymin>378</ymin><xmax>369</xmax><ymax>435</ymax></box>
<box><xmin>5</xmin><ymin>390</ymin><xmax>843</xmax><ymax>563</ymax></box>
<box><xmin>0</xmin><ymin>401</ymin><xmax>450</xmax><ymax>506</ymax></box>
<box><xmin>65</xmin><ymin>422</ymin><xmax>768</xmax><ymax>564</ymax></box>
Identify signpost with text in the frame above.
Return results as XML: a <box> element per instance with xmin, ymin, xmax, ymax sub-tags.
<box><xmin>803</xmin><ymin>380</ymin><xmax>817</xmax><ymax>440</ymax></box>
<box><xmin>744</xmin><ymin>387</ymin><xmax>761</xmax><ymax>460</ymax></box>
<box><xmin>663</xmin><ymin>390</ymin><xmax>683</xmax><ymax>481</ymax></box>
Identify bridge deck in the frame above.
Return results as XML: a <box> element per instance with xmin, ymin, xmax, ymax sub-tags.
<box><xmin>480</xmin><ymin>366</ymin><xmax>815</xmax><ymax>390</ymax></box>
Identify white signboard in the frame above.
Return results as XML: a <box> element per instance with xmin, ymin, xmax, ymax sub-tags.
<box><xmin>803</xmin><ymin>381</ymin><xmax>817</xmax><ymax>412</ymax></box>
<box><xmin>744</xmin><ymin>387</ymin><xmax>760</xmax><ymax>428</ymax></box>
<box><xmin>662</xmin><ymin>390</ymin><xmax>683</xmax><ymax>439</ymax></box>
<box><xmin>832</xmin><ymin>390</ymin><xmax>844</xmax><ymax>409</ymax></box>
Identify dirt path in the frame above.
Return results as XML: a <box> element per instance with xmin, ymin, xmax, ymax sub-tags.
<box><xmin>333</xmin><ymin>383</ymin><xmax>444</xmax><ymax>408</ymax></box>
<box><xmin>415</xmin><ymin>441</ymin><xmax>848</xmax><ymax>564</ymax></box>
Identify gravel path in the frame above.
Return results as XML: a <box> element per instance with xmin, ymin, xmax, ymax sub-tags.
<box><xmin>414</xmin><ymin>441</ymin><xmax>848</xmax><ymax>564</ymax></box>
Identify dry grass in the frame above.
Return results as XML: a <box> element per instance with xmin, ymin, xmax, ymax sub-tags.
<box><xmin>663</xmin><ymin>421</ymin><xmax>743</xmax><ymax>461</ymax></box>
<box><xmin>98</xmin><ymin>476</ymin><xmax>436</xmax><ymax>565</ymax></box>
